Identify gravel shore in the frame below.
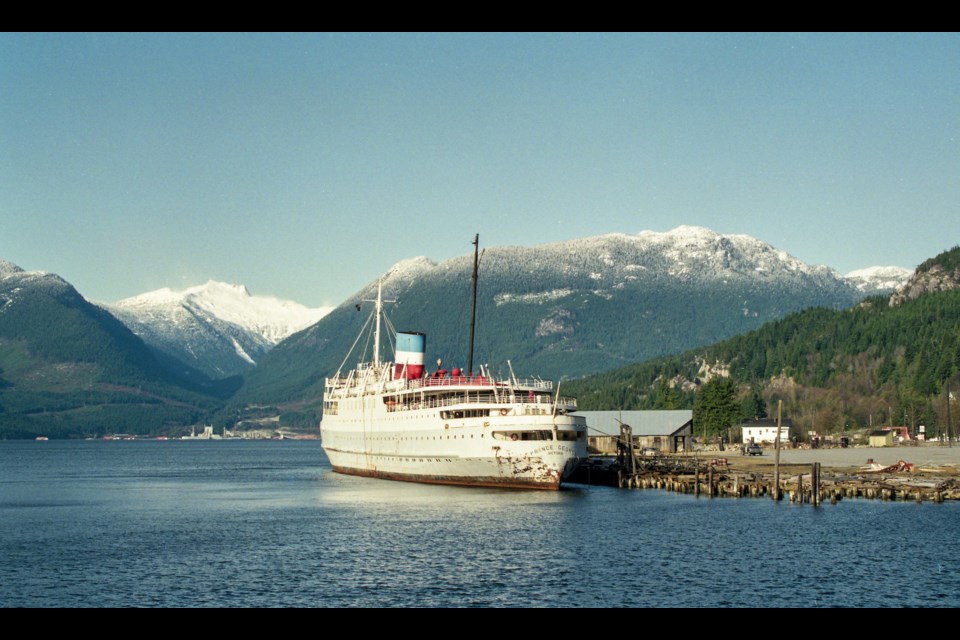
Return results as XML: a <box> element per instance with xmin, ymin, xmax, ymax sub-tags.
<box><xmin>726</xmin><ymin>444</ymin><xmax>960</xmax><ymax>473</ymax></box>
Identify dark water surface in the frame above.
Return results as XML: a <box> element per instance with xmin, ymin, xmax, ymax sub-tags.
<box><xmin>1</xmin><ymin>440</ymin><xmax>958</xmax><ymax>607</ymax></box>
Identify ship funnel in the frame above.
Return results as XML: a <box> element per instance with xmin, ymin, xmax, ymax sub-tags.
<box><xmin>395</xmin><ymin>332</ymin><xmax>426</xmax><ymax>380</ymax></box>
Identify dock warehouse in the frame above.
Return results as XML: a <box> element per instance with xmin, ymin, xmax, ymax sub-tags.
<box><xmin>580</xmin><ymin>410</ymin><xmax>693</xmax><ymax>454</ymax></box>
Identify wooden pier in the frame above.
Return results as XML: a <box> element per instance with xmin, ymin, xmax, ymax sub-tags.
<box><xmin>568</xmin><ymin>455</ymin><xmax>959</xmax><ymax>503</ymax></box>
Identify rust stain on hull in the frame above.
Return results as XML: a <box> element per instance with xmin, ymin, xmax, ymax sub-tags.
<box><xmin>331</xmin><ymin>465</ymin><xmax>563</xmax><ymax>490</ymax></box>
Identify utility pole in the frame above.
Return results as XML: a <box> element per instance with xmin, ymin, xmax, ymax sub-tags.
<box><xmin>947</xmin><ymin>382</ymin><xmax>953</xmax><ymax>448</ymax></box>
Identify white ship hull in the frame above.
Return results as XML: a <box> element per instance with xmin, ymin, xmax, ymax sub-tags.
<box><xmin>321</xmin><ymin>370</ymin><xmax>587</xmax><ymax>490</ymax></box>
<box><xmin>324</xmin><ymin>446</ymin><xmax>581</xmax><ymax>490</ymax></box>
<box><xmin>320</xmin><ymin>258</ymin><xmax>586</xmax><ymax>491</ymax></box>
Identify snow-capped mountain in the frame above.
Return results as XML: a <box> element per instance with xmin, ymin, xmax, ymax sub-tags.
<box><xmin>368</xmin><ymin>225</ymin><xmax>855</xmax><ymax>294</ymax></box>
<box><xmin>1</xmin><ymin>258</ymin><xmax>228</xmax><ymax>438</ymax></box>
<box><xmin>105</xmin><ymin>281</ymin><xmax>333</xmax><ymax>378</ymax></box>
<box><xmin>844</xmin><ymin>266</ymin><xmax>913</xmax><ymax>294</ymax></box>
<box><xmin>241</xmin><ymin>226</ymin><xmax>868</xmax><ymax>404</ymax></box>
<box><xmin>364</xmin><ymin>226</ymin><xmax>856</xmax><ymax>304</ymax></box>
<box><xmin>0</xmin><ymin>259</ymin><xmax>68</xmax><ymax>296</ymax></box>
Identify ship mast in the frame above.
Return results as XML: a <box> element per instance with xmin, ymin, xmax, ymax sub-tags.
<box><xmin>468</xmin><ymin>234</ymin><xmax>480</xmax><ymax>376</ymax></box>
<box><xmin>374</xmin><ymin>279</ymin><xmax>383</xmax><ymax>367</ymax></box>
<box><xmin>348</xmin><ymin>279</ymin><xmax>396</xmax><ymax>373</ymax></box>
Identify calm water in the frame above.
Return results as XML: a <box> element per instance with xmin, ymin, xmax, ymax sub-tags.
<box><xmin>1</xmin><ymin>440</ymin><xmax>958</xmax><ymax>608</ymax></box>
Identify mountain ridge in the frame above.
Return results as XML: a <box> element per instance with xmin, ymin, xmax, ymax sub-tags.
<box><xmin>845</xmin><ymin>266</ymin><xmax>914</xmax><ymax>294</ymax></box>
<box><xmin>230</xmin><ymin>226</ymin><xmax>884</xmax><ymax>425</ymax></box>
<box><xmin>0</xmin><ymin>260</ymin><xmax>230</xmax><ymax>438</ymax></box>
<box><xmin>104</xmin><ymin>280</ymin><xmax>334</xmax><ymax>378</ymax></box>
<box><xmin>73</xmin><ymin>227</ymin><xmax>911</xmax><ymax>382</ymax></box>
<box><xmin>563</xmin><ymin>242</ymin><xmax>960</xmax><ymax>440</ymax></box>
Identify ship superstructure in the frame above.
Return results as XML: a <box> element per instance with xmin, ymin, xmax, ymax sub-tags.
<box><xmin>319</xmin><ymin>237</ymin><xmax>587</xmax><ymax>489</ymax></box>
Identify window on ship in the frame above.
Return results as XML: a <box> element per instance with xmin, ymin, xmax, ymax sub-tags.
<box><xmin>492</xmin><ymin>430</ymin><xmax>553</xmax><ymax>441</ymax></box>
<box><xmin>440</xmin><ymin>409</ymin><xmax>490</xmax><ymax>419</ymax></box>
<box><xmin>556</xmin><ymin>430</ymin><xmax>583</xmax><ymax>441</ymax></box>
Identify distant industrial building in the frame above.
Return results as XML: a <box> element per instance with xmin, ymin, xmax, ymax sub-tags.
<box><xmin>881</xmin><ymin>426</ymin><xmax>910</xmax><ymax>441</ymax></box>
<box><xmin>741</xmin><ymin>418</ymin><xmax>792</xmax><ymax>444</ymax></box>
<box><xmin>580</xmin><ymin>410</ymin><xmax>693</xmax><ymax>454</ymax></box>
<box><xmin>868</xmin><ymin>430</ymin><xmax>896</xmax><ymax>447</ymax></box>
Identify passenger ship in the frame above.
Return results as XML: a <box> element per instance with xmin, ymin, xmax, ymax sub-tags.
<box><xmin>320</xmin><ymin>237</ymin><xmax>587</xmax><ymax>490</ymax></box>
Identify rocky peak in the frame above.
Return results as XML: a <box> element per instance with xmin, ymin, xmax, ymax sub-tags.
<box><xmin>0</xmin><ymin>259</ymin><xmax>25</xmax><ymax>280</ymax></box>
<box><xmin>889</xmin><ymin>263</ymin><xmax>960</xmax><ymax>306</ymax></box>
<box><xmin>889</xmin><ymin>245</ymin><xmax>960</xmax><ymax>306</ymax></box>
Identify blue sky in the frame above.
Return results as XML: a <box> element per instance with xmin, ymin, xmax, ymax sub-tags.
<box><xmin>2</xmin><ymin>33</ymin><xmax>958</xmax><ymax>307</ymax></box>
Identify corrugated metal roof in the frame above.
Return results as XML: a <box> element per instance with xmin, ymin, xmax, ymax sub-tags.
<box><xmin>579</xmin><ymin>410</ymin><xmax>693</xmax><ymax>437</ymax></box>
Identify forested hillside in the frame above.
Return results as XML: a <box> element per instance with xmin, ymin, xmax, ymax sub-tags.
<box><xmin>0</xmin><ymin>262</ymin><xmax>236</xmax><ymax>438</ymax></box>
<box><xmin>567</xmin><ymin>288</ymin><xmax>960</xmax><ymax>439</ymax></box>
<box><xmin>230</xmin><ymin>228</ymin><xmax>865</xmax><ymax>427</ymax></box>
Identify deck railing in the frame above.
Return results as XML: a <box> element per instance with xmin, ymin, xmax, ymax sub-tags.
<box><xmin>387</xmin><ymin>393</ymin><xmax>578</xmax><ymax>412</ymax></box>
<box><xmin>325</xmin><ymin>365</ymin><xmax>556</xmax><ymax>394</ymax></box>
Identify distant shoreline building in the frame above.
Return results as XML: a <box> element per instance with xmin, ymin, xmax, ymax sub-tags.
<box><xmin>868</xmin><ymin>430</ymin><xmax>896</xmax><ymax>447</ymax></box>
<box><xmin>579</xmin><ymin>410</ymin><xmax>693</xmax><ymax>454</ymax></box>
<box><xmin>740</xmin><ymin>418</ymin><xmax>792</xmax><ymax>444</ymax></box>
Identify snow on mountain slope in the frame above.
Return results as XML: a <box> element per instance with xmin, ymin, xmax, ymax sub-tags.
<box><xmin>105</xmin><ymin>281</ymin><xmax>333</xmax><ymax>378</ymax></box>
<box><xmin>0</xmin><ymin>259</ymin><xmax>25</xmax><ymax>279</ymax></box>
<box><xmin>845</xmin><ymin>266</ymin><xmax>913</xmax><ymax>293</ymax></box>
<box><xmin>115</xmin><ymin>281</ymin><xmax>332</xmax><ymax>345</ymax></box>
<box><xmin>0</xmin><ymin>261</ymin><xmax>74</xmax><ymax>309</ymax></box>
<box><xmin>364</xmin><ymin>226</ymin><xmax>855</xmax><ymax>307</ymax></box>
<box><xmin>355</xmin><ymin>226</ymin><xmax>854</xmax><ymax>304</ymax></box>
<box><xmin>249</xmin><ymin>226</ymin><xmax>872</xmax><ymax>400</ymax></box>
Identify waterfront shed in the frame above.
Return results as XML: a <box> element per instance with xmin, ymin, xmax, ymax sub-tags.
<box><xmin>868</xmin><ymin>430</ymin><xmax>896</xmax><ymax>447</ymax></box>
<box><xmin>580</xmin><ymin>410</ymin><xmax>693</xmax><ymax>454</ymax></box>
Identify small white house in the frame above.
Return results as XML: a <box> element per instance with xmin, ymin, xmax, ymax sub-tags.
<box><xmin>741</xmin><ymin>419</ymin><xmax>791</xmax><ymax>444</ymax></box>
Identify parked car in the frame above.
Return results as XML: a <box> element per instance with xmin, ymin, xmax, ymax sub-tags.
<box><xmin>745</xmin><ymin>443</ymin><xmax>763</xmax><ymax>456</ymax></box>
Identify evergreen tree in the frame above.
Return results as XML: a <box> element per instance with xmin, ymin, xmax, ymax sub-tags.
<box><xmin>653</xmin><ymin>378</ymin><xmax>682</xmax><ymax>409</ymax></box>
<box><xmin>693</xmin><ymin>377</ymin><xmax>739</xmax><ymax>438</ymax></box>
<box><xmin>740</xmin><ymin>389</ymin><xmax>767</xmax><ymax>421</ymax></box>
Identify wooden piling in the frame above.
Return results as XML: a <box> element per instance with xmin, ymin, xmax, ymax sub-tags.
<box><xmin>772</xmin><ymin>399</ymin><xmax>782</xmax><ymax>502</ymax></box>
<box><xmin>811</xmin><ymin>462</ymin><xmax>821</xmax><ymax>506</ymax></box>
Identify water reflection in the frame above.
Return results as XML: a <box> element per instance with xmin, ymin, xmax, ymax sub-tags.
<box><xmin>2</xmin><ymin>440</ymin><xmax>958</xmax><ymax>607</ymax></box>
